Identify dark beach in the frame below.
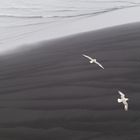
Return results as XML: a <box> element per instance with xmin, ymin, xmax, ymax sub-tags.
<box><xmin>0</xmin><ymin>22</ymin><xmax>140</xmax><ymax>140</ymax></box>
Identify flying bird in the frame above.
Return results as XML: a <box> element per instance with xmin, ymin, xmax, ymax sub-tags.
<box><xmin>117</xmin><ymin>90</ymin><xmax>129</xmax><ymax>111</ymax></box>
<box><xmin>82</xmin><ymin>54</ymin><xmax>104</xmax><ymax>69</ymax></box>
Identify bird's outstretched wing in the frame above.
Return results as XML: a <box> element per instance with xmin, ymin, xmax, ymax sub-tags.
<box><xmin>82</xmin><ymin>54</ymin><xmax>93</xmax><ymax>61</ymax></box>
<box><xmin>118</xmin><ymin>90</ymin><xmax>125</xmax><ymax>98</ymax></box>
<box><xmin>124</xmin><ymin>102</ymin><xmax>128</xmax><ymax>111</ymax></box>
<box><xmin>95</xmin><ymin>61</ymin><xmax>104</xmax><ymax>69</ymax></box>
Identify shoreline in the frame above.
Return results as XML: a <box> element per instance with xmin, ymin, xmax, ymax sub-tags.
<box><xmin>1</xmin><ymin>6</ymin><xmax>140</xmax><ymax>54</ymax></box>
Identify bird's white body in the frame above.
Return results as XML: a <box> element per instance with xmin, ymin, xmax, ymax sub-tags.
<box><xmin>82</xmin><ymin>54</ymin><xmax>104</xmax><ymax>69</ymax></box>
<box><xmin>117</xmin><ymin>90</ymin><xmax>128</xmax><ymax>111</ymax></box>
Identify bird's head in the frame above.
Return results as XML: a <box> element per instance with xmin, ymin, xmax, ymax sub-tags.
<box><xmin>90</xmin><ymin>59</ymin><xmax>96</xmax><ymax>63</ymax></box>
<box><xmin>90</xmin><ymin>61</ymin><xmax>93</xmax><ymax>63</ymax></box>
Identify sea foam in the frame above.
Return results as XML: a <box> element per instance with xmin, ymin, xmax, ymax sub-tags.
<box><xmin>0</xmin><ymin>0</ymin><xmax>140</xmax><ymax>54</ymax></box>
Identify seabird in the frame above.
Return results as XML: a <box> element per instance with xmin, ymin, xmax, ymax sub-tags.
<box><xmin>117</xmin><ymin>90</ymin><xmax>128</xmax><ymax>111</ymax></box>
<box><xmin>82</xmin><ymin>54</ymin><xmax>104</xmax><ymax>69</ymax></box>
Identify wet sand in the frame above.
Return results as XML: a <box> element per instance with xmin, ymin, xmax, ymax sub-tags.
<box><xmin>0</xmin><ymin>22</ymin><xmax>140</xmax><ymax>140</ymax></box>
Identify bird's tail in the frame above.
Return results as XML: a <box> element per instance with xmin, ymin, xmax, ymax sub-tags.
<box><xmin>124</xmin><ymin>105</ymin><xmax>128</xmax><ymax>111</ymax></box>
<box><xmin>117</xmin><ymin>99</ymin><xmax>122</xmax><ymax>103</ymax></box>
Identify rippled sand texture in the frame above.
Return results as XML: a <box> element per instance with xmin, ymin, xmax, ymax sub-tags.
<box><xmin>0</xmin><ymin>23</ymin><xmax>140</xmax><ymax>140</ymax></box>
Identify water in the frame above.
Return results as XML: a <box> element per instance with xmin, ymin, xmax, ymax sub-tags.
<box><xmin>0</xmin><ymin>0</ymin><xmax>139</xmax><ymax>18</ymax></box>
<box><xmin>0</xmin><ymin>0</ymin><xmax>140</xmax><ymax>54</ymax></box>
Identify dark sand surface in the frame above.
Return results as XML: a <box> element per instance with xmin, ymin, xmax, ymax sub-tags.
<box><xmin>0</xmin><ymin>22</ymin><xmax>140</xmax><ymax>140</ymax></box>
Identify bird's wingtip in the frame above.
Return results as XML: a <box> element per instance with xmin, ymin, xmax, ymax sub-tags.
<box><xmin>118</xmin><ymin>90</ymin><xmax>122</xmax><ymax>94</ymax></box>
